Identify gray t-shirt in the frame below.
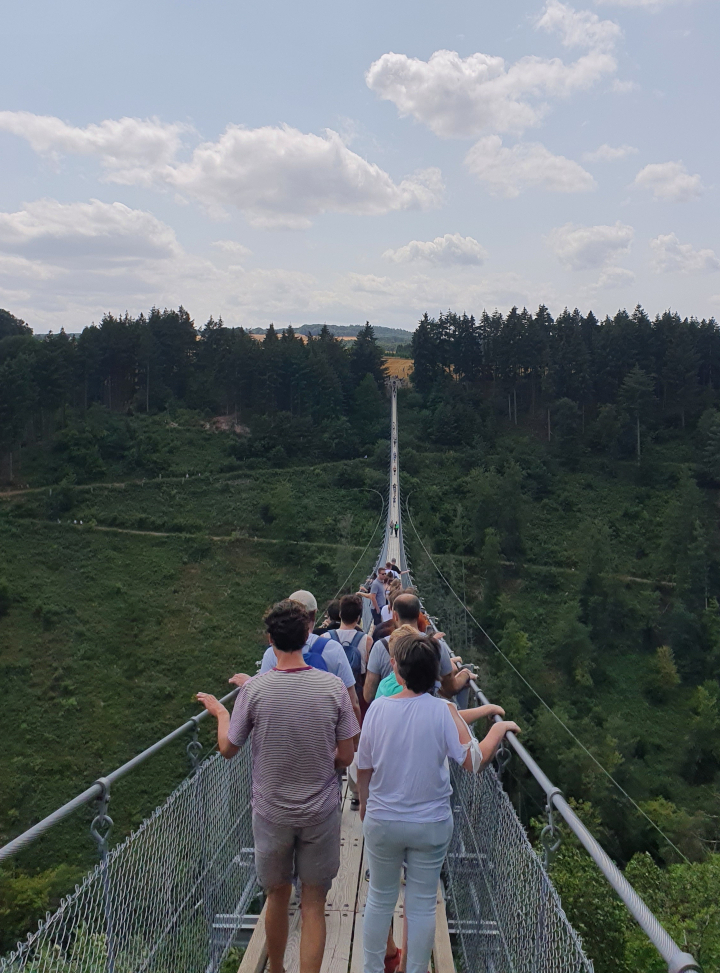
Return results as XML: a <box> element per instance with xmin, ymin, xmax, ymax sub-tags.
<box><xmin>259</xmin><ymin>634</ymin><xmax>355</xmax><ymax>688</ymax></box>
<box><xmin>370</xmin><ymin>578</ymin><xmax>387</xmax><ymax>610</ymax></box>
<box><xmin>228</xmin><ymin>668</ymin><xmax>359</xmax><ymax>826</ymax></box>
<box><xmin>367</xmin><ymin>636</ymin><xmax>453</xmax><ymax>682</ymax></box>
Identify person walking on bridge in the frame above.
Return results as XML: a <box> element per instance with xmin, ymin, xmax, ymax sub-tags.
<box><xmin>198</xmin><ymin>599</ymin><xmax>359</xmax><ymax>973</ymax></box>
<box><xmin>357</xmin><ymin>632</ymin><xmax>519</xmax><ymax>973</ymax></box>
<box><xmin>257</xmin><ymin>589</ymin><xmax>362</xmax><ymax>727</ymax></box>
<box><xmin>364</xmin><ymin>594</ymin><xmax>471</xmax><ymax>704</ymax></box>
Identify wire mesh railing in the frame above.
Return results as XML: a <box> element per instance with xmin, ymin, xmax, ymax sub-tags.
<box><xmin>0</xmin><ymin>747</ymin><xmax>256</xmax><ymax>973</ymax></box>
<box><xmin>446</xmin><ymin>762</ymin><xmax>592</xmax><ymax>973</ymax></box>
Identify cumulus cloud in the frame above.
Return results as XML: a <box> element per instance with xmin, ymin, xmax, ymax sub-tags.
<box><xmin>0</xmin><ymin>197</ymin><xmax>543</xmax><ymax>333</ymax></box>
<box><xmin>537</xmin><ymin>0</ymin><xmax>622</xmax><ymax>51</ymax></box>
<box><xmin>365</xmin><ymin>3</ymin><xmax>621</xmax><ymax>139</ymax></box>
<box><xmin>0</xmin><ymin>113</ymin><xmax>443</xmax><ymax>228</ymax></box>
<box><xmin>650</xmin><ymin>233</ymin><xmax>720</xmax><ymax>274</ymax></box>
<box><xmin>547</xmin><ymin>221</ymin><xmax>634</xmax><ymax>268</ymax></box>
<box><xmin>633</xmin><ymin>161</ymin><xmax>704</xmax><ymax>201</ymax></box>
<box><xmin>0</xmin><ymin>198</ymin><xmax>181</xmax><ymax>262</ymax></box>
<box><xmin>166</xmin><ymin>125</ymin><xmax>443</xmax><ymax>227</ymax></box>
<box><xmin>0</xmin><ymin>112</ymin><xmax>188</xmax><ymax>184</ymax></box>
<box><xmin>465</xmin><ymin>137</ymin><xmax>596</xmax><ymax>197</ymax></box>
<box><xmin>595</xmin><ymin>266</ymin><xmax>636</xmax><ymax>288</ymax></box>
<box><xmin>596</xmin><ymin>0</ymin><xmax>687</xmax><ymax>8</ymax></box>
<box><xmin>212</xmin><ymin>240</ymin><xmax>253</xmax><ymax>256</ymax></box>
<box><xmin>383</xmin><ymin>233</ymin><xmax>487</xmax><ymax>265</ymax></box>
<box><xmin>583</xmin><ymin>142</ymin><xmax>638</xmax><ymax>162</ymax></box>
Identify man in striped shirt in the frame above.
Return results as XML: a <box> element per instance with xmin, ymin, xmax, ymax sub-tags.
<box><xmin>198</xmin><ymin>600</ymin><xmax>359</xmax><ymax>973</ymax></box>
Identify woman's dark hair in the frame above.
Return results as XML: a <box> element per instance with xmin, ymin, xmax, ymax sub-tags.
<box><xmin>339</xmin><ymin>594</ymin><xmax>363</xmax><ymax>623</ymax></box>
<box><xmin>393</xmin><ymin>634</ymin><xmax>440</xmax><ymax>694</ymax></box>
<box><xmin>264</xmin><ymin>599</ymin><xmax>309</xmax><ymax>653</ymax></box>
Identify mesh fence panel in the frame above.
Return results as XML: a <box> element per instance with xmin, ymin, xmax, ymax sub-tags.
<box><xmin>1</xmin><ymin>747</ymin><xmax>256</xmax><ymax>973</ymax></box>
<box><xmin>446</xmin><ymin>763</ymin><xmax>593</xmax><ymax>973</ymax></box>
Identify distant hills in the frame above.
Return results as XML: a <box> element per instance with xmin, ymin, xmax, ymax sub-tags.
<box><xmin>248</xmin><ymin>323</ymin><xmax>414</xmax><ymax>344</ymax></box>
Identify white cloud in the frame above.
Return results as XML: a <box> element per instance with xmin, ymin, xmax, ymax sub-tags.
<box><xmin>537</xmin><ymin>1</ymin><xmax>622</xmax><ymax>52</ymax></box>
<box><xmin>595</xmin><ymin>266</ymin><xmax>636</xmax><ymax>288</ymax></box>
<box><xmin>547</xmin><ymin>221</ymin><xmax>634</xmax><ymax>268</ymax></box>
<box><xmin>166</xmin><ymin>125</ymin><xmax>443</xmax><ymax>227</ymax></box>
<box><xmin>465</xmin><ymin>136</ymin><xmax>596</xmax><ymax>197</ymax></box>
<box><xmin>650</xmin><ymin>233</ymin><xmax>720</xmax><ymax>274</ymax></box>
<box><xmin>633</xmin><ymin>161</ymin><xmax>704</xmax><ymax>201</ymax></box>
<box><xmin>365</xmin><ymin>44</ymin><xmax>618</xmax><ymax>139</ymax></box>
<box><xmin>583</xmin><ymin>142</ymin><xmax>638</xmax><ymax>161</ymax></box>
<box><xmin>212</xmin><ymin>240</ymin><xmax>253</xmax><ymax>256</ymax></box>
<box><xmin>0</xmin><ymin>198</ymin><xmax>181</xmax><ymax>262</ymax></box>
<box><xmin>596</xmin><ymin>0</ymin><xmax>687</xmax><ymax>8</ymax></box>
<box><xmin>0</xmin><ymin>113</ymin><xmax>443</xmax><ymax>228</ymax></box>
<box><xmin>0</xmin><ymin>112</ymin><xmax>188</xmax><ymax>184</ymax></box>
<box><xmin>611</xmin><ymin>79</ymin><xmax>639</xmax><ymax>93</ymax></box>
<box><xmin>383</xmin><ymin>233</ymin><xmax>487</xmax><ymax>265</ymax></box>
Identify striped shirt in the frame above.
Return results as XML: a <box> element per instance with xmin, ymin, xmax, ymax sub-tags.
<box><xmin>228</xmin><ymin>667</ymin><xmax>359</xmax><ymax>826</ymax></box>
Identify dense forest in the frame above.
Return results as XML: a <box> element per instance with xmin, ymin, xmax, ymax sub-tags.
<box><xmin>2</xmin><ymin>303</ymin><xmax>720</xmax><ymax>970</ymax></box>
<box><xmin>0</xmin><ymin>308</ymin><xmax>389</xmax><ymax>482</ymax></box>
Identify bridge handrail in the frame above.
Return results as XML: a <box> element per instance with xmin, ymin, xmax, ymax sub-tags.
<box><xmin>468</xmin><ymin>678</ymin><xmax>699</xmax><ymax>973</ymax></box>
<box><xmin>0</xmin><ymin>686</ymin><xmax>241</xmax><ymax>863</ymax></box>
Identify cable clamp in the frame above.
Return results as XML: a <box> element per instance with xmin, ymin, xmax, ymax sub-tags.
<box><xmin>90</xmin><ymin>777</ymin><xmax>113</xmax><ymax>856</ymax></box>
<box><xmin>540</xmin><ymin>788</ymin><xmax>563</xmax><ymax>869</ymax></box>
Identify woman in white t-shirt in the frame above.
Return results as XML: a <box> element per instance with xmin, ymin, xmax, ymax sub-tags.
<box><xmin>357</xmin><ymin>634</ymin><xmax>519</xmax><ymax>973</ymax></box>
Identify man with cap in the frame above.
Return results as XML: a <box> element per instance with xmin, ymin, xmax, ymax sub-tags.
<box><xmin>258</xmin><ymin>590</ymin><xmax>362</xmax><ymax>727</ymax></box>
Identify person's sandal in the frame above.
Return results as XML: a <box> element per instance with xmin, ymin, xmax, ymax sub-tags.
<box><xmin>384</xmin><ymin>949</ymin><xmax>401</xmax><ymax>973</ymax></box>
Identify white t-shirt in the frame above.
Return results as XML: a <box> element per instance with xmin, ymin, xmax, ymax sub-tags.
<box><xmin>259</xmin><ymin>634</ymin><xmax>355</xmax><ymax>688</ymax></box>
<box><xmin>357</xmin><ymin>693</ymin><xmax>466</xmax><ymax>822</ymax></box>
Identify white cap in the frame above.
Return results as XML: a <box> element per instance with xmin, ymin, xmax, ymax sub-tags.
<box><xmin>288</xmin><ymin>589</ymin><xmax>317</xmax><ymax>612</ymax></box>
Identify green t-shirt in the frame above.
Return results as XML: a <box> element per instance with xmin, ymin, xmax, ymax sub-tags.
<box><xmin>376</xmin><ymin>671</ymin><xmax>402</xmax><ymax>698</ymax></box>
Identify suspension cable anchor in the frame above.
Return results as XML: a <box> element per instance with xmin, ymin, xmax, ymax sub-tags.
<box><xmin>540</xmin><ymin>787</ymin><xmax>563</xmax><ymax>869</ymax></box>
<box><xmin>89</xmin><ymin>776</ymin><xmax>113</xmax><ymax>857</ymax></box>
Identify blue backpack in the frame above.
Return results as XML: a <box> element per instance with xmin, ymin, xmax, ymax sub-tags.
<box><xmin>329</xmin><ymin>630</ymin><xmax>364</xmax><ymax>680</ymax></box>
<box><xmin>303</xmin><ymin>636</ymin><xmax>330</xmax><ymax>672</ymax></box>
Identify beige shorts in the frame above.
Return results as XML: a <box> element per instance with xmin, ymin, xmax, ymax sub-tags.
<box><xmin>252</xmin><ymin>805</ymin><xmax>342</xmax><ymax>891</ymax></box>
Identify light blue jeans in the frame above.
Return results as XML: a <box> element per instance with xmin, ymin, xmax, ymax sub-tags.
<box><xmin>363</xmin><ymin>815</ymin><xmax>454</xmax><ymax>973</ymax></box>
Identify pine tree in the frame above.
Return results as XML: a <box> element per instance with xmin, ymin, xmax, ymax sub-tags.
<box><xmin>618</xmin><ymin>365</ymin><xmax>655</xmax><ymax>460</ymax></box>
<box><xmin>350</xmin><ymin>321</ymin><xmax>386</xmax><ymax>388</ymax></box>
<box><xmin>411</xmin><ymin>315</ymin><xmax>440</xmax><ymax>396</ymax></box>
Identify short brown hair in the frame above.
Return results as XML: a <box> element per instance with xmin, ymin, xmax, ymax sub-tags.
<box><xmin>393</xmin><ymin>633</ymin><xmax>440</xmax><ymax>694</ymax></box>
<box><xmin>264</xmin><ymin>599</ymin><xmax>309</xmax><ymax>653</ymax></box>
<box><xmin>339</xmin><ymin>594</ymin><xmax>363</xmax><ymax>624</ymax></box>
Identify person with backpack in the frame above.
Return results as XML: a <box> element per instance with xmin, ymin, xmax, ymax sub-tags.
<box><xmin>198</xmin><ymin>600</ymin><xmax>359</xmax><ymax>973</ymax></box>
<box><xmin>326</xmin><ymin>594</ymin><xmax>372</xmax><ymax>715</ymax></box>
<box><xmin>257</xmin><ymin>590</ymin><xmax>362</xmax><ymax>728</ymax></box>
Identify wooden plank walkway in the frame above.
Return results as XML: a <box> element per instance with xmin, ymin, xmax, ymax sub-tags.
<box><xmin>238</xmin><ymin>784</ymin><xmax>454</xmax><ymax>973</ymax></box>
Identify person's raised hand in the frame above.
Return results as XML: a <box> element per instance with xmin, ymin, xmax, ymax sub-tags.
<box><xmin>229</xmin><ymin>673</ymin><xmax>251</xmax><ymax>687</ymax></box>
<box><xmin>196</xmin><ymin>693</ymin><xmax>228</xmax><ymax>718</ymax></box>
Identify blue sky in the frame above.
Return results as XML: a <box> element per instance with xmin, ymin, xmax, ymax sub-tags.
<box><xmin>0</xmin><ymin>0</ymin><xmax>717</xmax><ymax>333</ymax></box>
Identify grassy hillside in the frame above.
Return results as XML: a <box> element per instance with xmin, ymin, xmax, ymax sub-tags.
<box><xmin>0</xmin><ymin>468</ymin><xmax>382</xmax><ymax>950</ymax></box>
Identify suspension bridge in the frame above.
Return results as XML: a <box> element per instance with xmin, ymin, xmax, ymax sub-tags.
<box><xmin>0</xmin><ymin>384</ymin><xmax>700</xmax><ymax>973</ymax></box>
